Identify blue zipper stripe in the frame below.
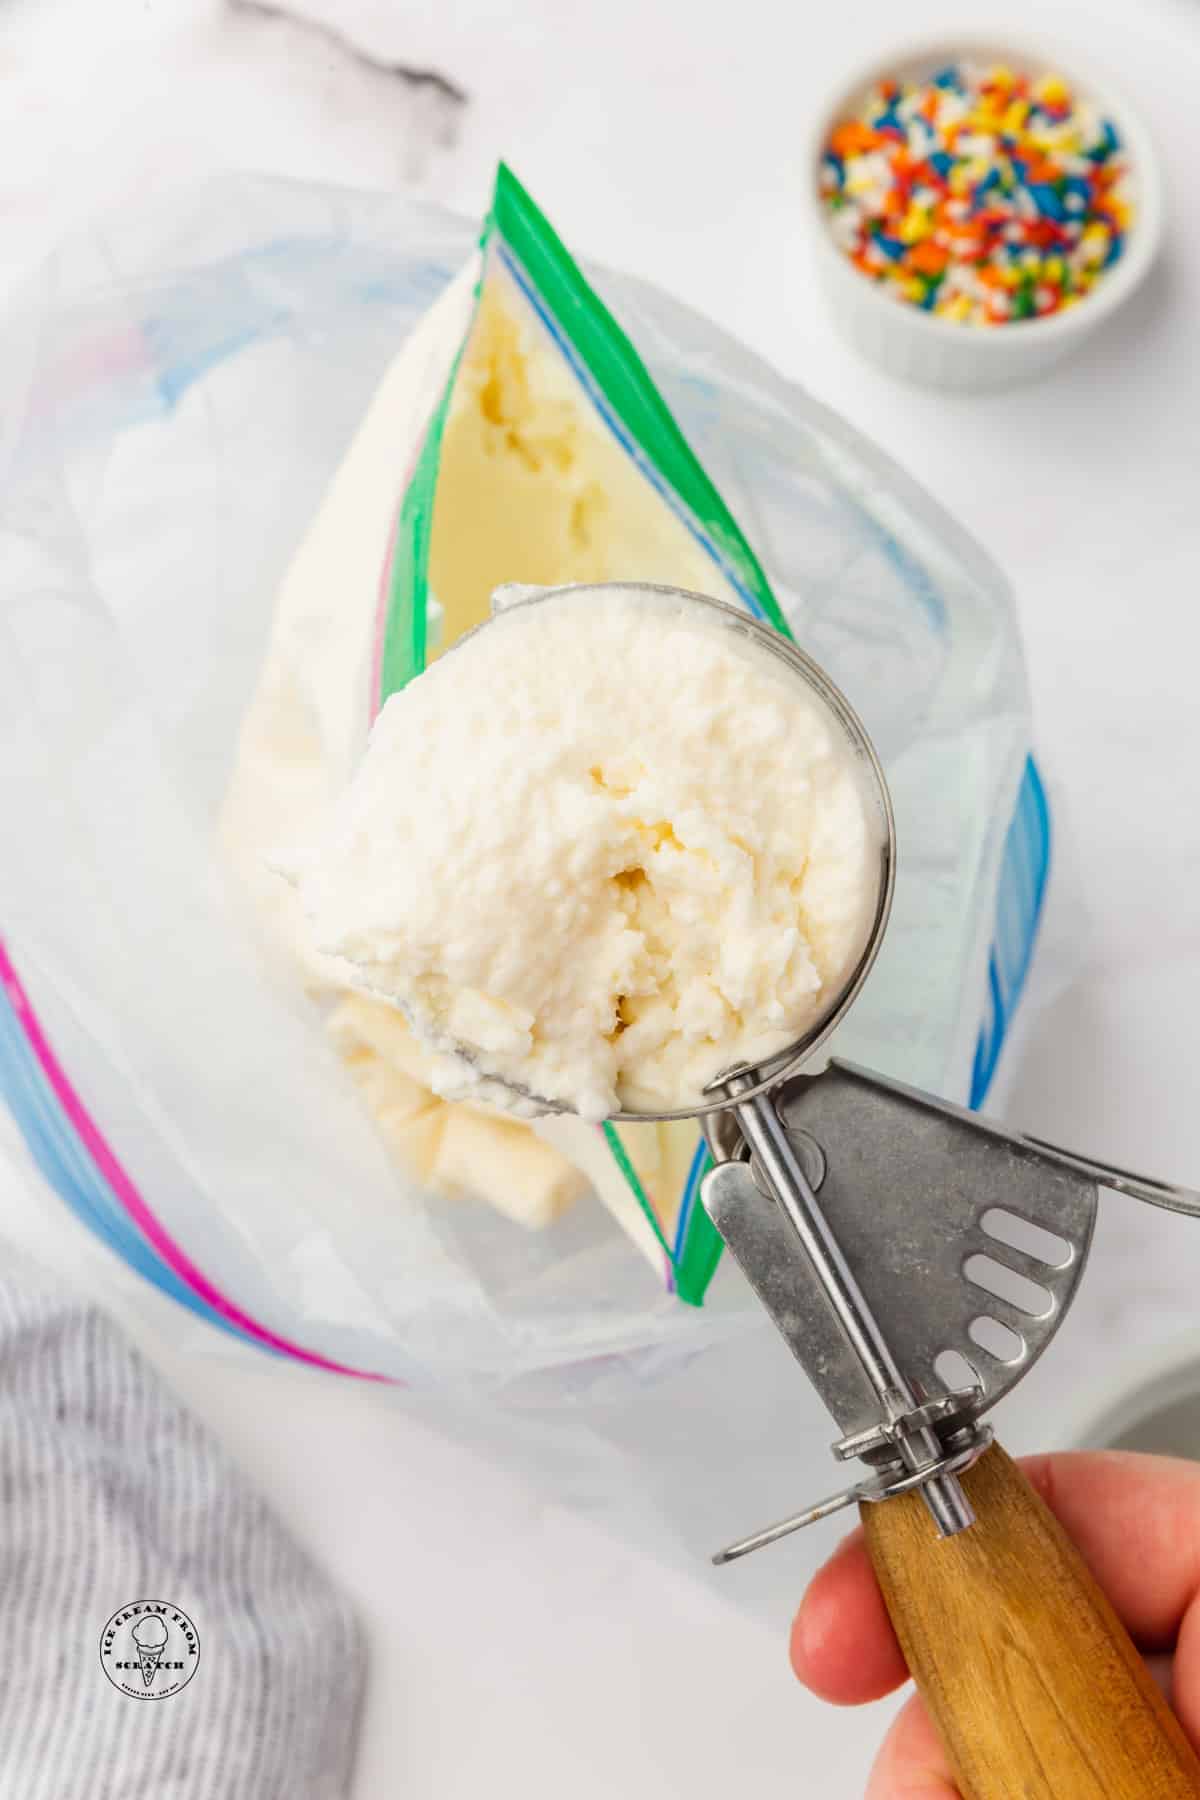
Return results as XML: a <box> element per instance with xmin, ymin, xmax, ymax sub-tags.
<box><xmin>970</xmin><ymin>757</ymin><xmax>1051</xmax><ymax>1106</ymax></box>
<box><xmin>0</xmin><ymin>977</ymin><xmax>267</xmax><ymax>1349</ymax></box>
<box><xmin>671</xmin><ymin>1136</ymin><xmax>712</xmax><ymax>1262</ymax></box>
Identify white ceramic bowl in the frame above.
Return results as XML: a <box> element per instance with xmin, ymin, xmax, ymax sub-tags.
<box><xmin>1061</xmin><ymin>1332</ymin><xmax>1200</xmax><ymax>1460</ymax></box>
<box><xmin>804</xmin><ymin>35</ymin><xmax>1164</xmax><ymax>390</ymax></box>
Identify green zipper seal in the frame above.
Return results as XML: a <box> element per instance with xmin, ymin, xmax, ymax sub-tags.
<box><xmin>378</xmin><ymin>410</ymin><xmax>438</xmax><ymax>699</ymax></box>
<box><xmin>601</xmin><ymin>1123</ymin><xmax>673</xmax><ymax>1261</ymax></box>
<box><xmin>673</xmin><ymin>1173</ymin><xmax>724</xmax><ymax>1308</ymax></box>
<box><xmin>377</xmin><ymin>256</ymin><xmax>483</xmax><ymax>703</ymax></box>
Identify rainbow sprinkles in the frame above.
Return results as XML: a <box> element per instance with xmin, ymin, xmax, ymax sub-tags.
<box><xmin>819</xmin><ymin>61</ymin><xmax>1133</xmax><ymax>326</ymax></box>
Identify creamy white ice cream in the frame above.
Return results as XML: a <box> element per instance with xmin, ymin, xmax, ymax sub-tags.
<box><xmin>295</xmin><ymin>585</ymin><xmax>880</xmax><ymax>1120</ymax></box>
<box><xmin>428</xmin><ymin>270</ymin><xmax>732</xmax><ymax>645</ymax></box>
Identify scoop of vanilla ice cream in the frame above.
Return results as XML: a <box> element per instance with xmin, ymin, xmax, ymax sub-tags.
<box><xmin>295</xmin><ymin>586</ymin><xmax>880</xmax><ymax>1120</ymax></box>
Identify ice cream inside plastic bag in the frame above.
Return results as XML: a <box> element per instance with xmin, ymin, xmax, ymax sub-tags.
<box><xmin>0</xmin><ymin>170</ymin><xmax>1049</xmax><ymax>1393</ymax></box>
<box><xmin>223</xmin><ymin>165</ymin><xmax>795</xmax><ymax>1300</ymax></box>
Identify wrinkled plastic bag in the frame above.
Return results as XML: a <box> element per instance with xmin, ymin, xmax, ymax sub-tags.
<box><xmin>0</xmin><ymin>176</ymin><xmax>1049</xmax><ymax>1418</ymax></box>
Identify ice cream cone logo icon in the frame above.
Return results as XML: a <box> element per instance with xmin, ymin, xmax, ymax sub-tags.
<box><xmin>131</xmin><ymin>1616</ymin><xmax>168</xmax><ymax>1688</ymax></box>
<box><xmin>100</xmin><ymin>1599</ymin><xmax>200</xmax><ymax>1700</ymax></box>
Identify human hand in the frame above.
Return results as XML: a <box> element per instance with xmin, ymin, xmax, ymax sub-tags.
<box><xmin>790</xmin><ymin>1451</ymin><xmax>1200</xmax><ymax>1798</ymax></box>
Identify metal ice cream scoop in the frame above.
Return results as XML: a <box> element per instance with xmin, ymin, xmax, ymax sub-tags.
<box><xmin>689</xmin><ymin>1043</ymin><xmax>1200</xmax><ymax>1799</ymax></box>
<box><xmin>701</xmin><ymin>1057</ymin><xmax>1200</xmax><ymax>1554</ymax></box>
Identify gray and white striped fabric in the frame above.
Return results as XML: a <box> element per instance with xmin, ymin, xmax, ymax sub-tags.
<box><xmin>0</xmin><ymin>1247</ymin><xmax>364</xmax><ymax>1798</ymax></box>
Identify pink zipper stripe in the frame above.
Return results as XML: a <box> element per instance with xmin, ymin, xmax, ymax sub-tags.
<box><xmin>0</xmin><ymin>939</ymin><xmax>392</xmax><ymax>1383</ymax></box>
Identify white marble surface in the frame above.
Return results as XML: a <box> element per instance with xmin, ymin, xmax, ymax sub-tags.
<box><xmin>4</xmin><ymin>0</ymin><xmax>1200</xmax><ymax>1793</ymax></box>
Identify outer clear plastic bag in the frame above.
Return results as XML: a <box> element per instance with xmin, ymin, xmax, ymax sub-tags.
<box><xmin>0</xmin><ymin>176</ymin><xmax>1048</xmax><ymax>1415</ymax></box>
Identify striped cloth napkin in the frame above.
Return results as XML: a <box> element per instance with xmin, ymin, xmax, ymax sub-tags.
<box><xmin>0</xmin><ymin>1246</ymin><xmax>365</xmax><ymax>1798</ymax></box>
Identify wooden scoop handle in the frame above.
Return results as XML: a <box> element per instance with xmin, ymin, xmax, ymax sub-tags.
<box><xmin>860</xmin><ymin>1442</ymin><xmax>1200</xmax><ymax>1798</ymax></box>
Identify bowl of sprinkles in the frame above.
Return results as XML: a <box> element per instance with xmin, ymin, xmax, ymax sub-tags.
<box><xmin>808</xmin><ymin>41</ymin><xmax>1162</xmax><ymax>388</ymax></box>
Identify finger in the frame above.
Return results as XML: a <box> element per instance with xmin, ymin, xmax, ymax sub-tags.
<box><xmin>792</xmin><ymin>1451</ymin><xmax>1200</xmax><ymax>1707</ymax></box>
<box><xmin>1020</xmin><ymin>1451</ymin><xmax>1200</xmax><ymax>1648</ymax></box>
<box><xmin>865</xmin><ymin>1694</ymin><xmax>956</xmax><ymax>1800</ymax></box>
<box><xmin>789</xmin><ymin>1525</ymin><xmax>907</xmax><ymax>1704</ymax></box>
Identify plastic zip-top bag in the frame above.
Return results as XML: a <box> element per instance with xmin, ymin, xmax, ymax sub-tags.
<box><xmin>0</xmin><ymin>170</ymin><xmax>1049</xmax><ymax>1398</ymax></box>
